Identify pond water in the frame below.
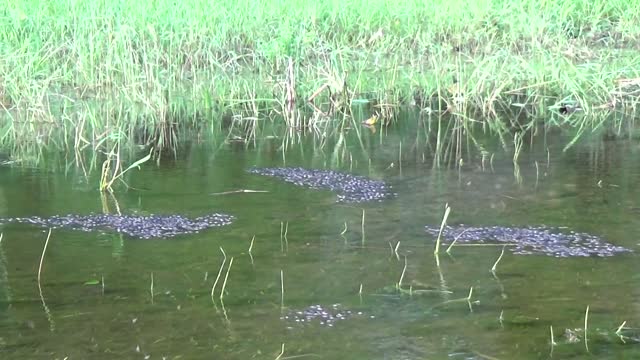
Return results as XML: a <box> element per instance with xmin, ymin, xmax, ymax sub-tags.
<box><xmin>1</xmin><ymin>120</ymin><xmax>640</xmax><ymax>359</ymax></box>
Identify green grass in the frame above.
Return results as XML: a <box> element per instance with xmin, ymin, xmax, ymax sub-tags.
<box><xmin>1</xmin><ymin>0</ymin><xmax>640</xmax><ymax>160</ymax></box>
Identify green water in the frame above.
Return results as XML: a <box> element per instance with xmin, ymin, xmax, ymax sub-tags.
<box><xmin>1</xmin><ymin>124</ymin><xmax>640</xmax><ymax>359</ymax></box>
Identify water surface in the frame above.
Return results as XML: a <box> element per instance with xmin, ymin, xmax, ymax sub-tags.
<box><xmin>1</xmin><ymin>123</ymin><xmax>640</xmax><ymax>359</ymax></box>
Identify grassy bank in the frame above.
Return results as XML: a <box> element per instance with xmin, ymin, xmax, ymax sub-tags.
<box><xmin>1</xmin><ymin>0</ymin><xmax>640</xmax><ymax>159</ymax></box>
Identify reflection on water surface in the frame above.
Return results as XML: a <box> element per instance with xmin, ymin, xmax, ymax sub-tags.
<box><xmin>0</xmin><ymin>124</ymin><xmax>639</xmax><ymax>359</ymax></box>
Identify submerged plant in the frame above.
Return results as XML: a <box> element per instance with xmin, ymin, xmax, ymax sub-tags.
<box><xmin>100</xmin><ymin>146</ymin><xmax>153</xmax><ymax>192</ymax></box>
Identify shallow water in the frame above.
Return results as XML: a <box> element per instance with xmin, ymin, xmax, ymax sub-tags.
<box><xmin>1</xmin><ymin>123</ymin><xmax>640</xmax><ymax>359</ymax></box>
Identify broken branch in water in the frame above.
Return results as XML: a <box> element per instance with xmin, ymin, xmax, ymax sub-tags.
<box><xmin>210</xmin><ymin>189</ymin><xmax>269</xmax><ymax>196</ymax></box>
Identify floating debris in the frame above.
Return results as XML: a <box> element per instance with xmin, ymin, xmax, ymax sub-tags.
<box><xmin>247</xmin><ymin>167</ymin><xmax>395</xmax><ymax>203</ymax></box>
<box><xmin>281</xmin><ymin>304</ymin><xmax>372</xmax><ymax>327</ymax></box>
<box><xmin>424</xmin><ymin>225</ymin><xmax>631</xmax><ymax>257</ymax></box>
<box><xmin>2</xmin><ymin>213</ymin><xmax>234</xmax><ymax>239</ymax></box>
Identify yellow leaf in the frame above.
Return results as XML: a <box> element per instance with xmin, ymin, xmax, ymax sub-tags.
<box><xmin>362</xmin><ymin>115</ymin><xmax>378</xmax><ymax>126</ymax></box>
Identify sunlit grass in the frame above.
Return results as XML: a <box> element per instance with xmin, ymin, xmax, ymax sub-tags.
<box><xmin>1</xmin><ymin>0</ymin><xmax>639</xmax><ymax>160</ymax></box>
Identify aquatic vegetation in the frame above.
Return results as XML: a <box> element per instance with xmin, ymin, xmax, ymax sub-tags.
<box><xmin>100</xmin><ymin>146</ymin><xmax>154</xmax><ymax>193</ymax></box>
<box><xmin>424</xmin><ymin>225</ymin><xmax>631</xmax><ymax>257</ymax></box>
<box><xmin>1</xmin><ymin>0</ymin><xmax>640</xmax><ymax>162</ymax></box>
<box><xmin>554</xmin><ymin>327</ymin><xmax>640</xmax><ymax>346</ymax></box>
<box><xmin>211</xmin><ymin>247</ymin><xmax>228</xmax><ymax>299</ymax></box>
<box><xmin>247</xmin><ymin>167</ymin><xmax>395</xmax><ymax>203</ymax></box>
<box><xmin>2</xmin><ymin>213</ymin><xmax>234</xmax><ymax>239</ymax></box>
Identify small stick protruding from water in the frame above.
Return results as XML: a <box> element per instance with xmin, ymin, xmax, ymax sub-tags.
<box><xmin>481</xmin><ymin>151</ymin><xmax>487</xmax><ymax>171</ymax></box>
<box><xmin>513</xmin><ymin>131</ymin><xmax>524</xmax><ymax>164</ymax></box>
<box><xmin>584</xmin><ymin>305</ymin><xmax>590</xmax><ymax>352</ymax></box>
<box><xmin>389</xmin><ymin>241</ymin><xmax>400</xmax><ymax>260</ymax></box>
<box><xmin>275</xmin><ymin>343</ymin><xmax>285</xmax><ymax>360</ymax></box>
<box><xmin>249</xmin><ymin>235</ymin><xmax>255</xmax><ymax>254</ymax></box>
<box><xmin>397</xmin><ymin>256</ymin><xmax>407</xmax><ymax>289</ymax></box>
<box><xmin>279</xmin><ymin>222</ymin><xmax>289</xmax><ymax>253</ymax></box>
<box><xmin>280</xmin><ymin>270</ymin><xmax>285</xmax><ymax>307</ymax></box>
<box><xmin>361</xmin><ymin>209</ymin><xmax>366</xmax><ymax>245</ymax></box>
<box><xmin>248</xmin><ymin>235</ymin><xmax>255</xmax><ymax>265</ymax></box>
<box><xmin>491</xmin><ymin>245</ymin><xmax>506</xmax><ymax>273</ymax></box>
<box><xmin>399</xmin><ymin>141</ymin><xmax>402</xmax><ymax>173</ymax></box>
<box><xmin>210</xmin><ymin>189</ymin><xmax>269</xmax><ymax>196</ymax></box>
<box><xmin>101</xmin><ymin>275</ymin><xmax>105</xmax><ymax>296</ymax></box>
<box><xmin>284</xmin><ymin>222</ymin><xmax>289</xmax><ymax>252</ymax></box>
<box><xmin>0</xmin><ymin>232</ymin><xmax>3</xmax><ymax>244</ymax></box>
<box><xmin>341</xmin><ymin>222</ymin><xmax>349</xmax><ymax>245</ymax></box>
<box><xmin>38</xmin><ymin>229</ymin><xmax>53</xmax><ymax>284</ymax></box>
<box><xmin>446</xmin><ymin>228</ymin><xmax>471</xmax><ymax>253</ymax></box>
<box><xmin>546</xmin><ymin>147</ymin><xmax>551</xmax><ymax>168</ymax></box>
<box><xmin>219</xmin><ymin>257</ymin><xmax>234</xmax><ymax>299</ymax></box>
<box><xmin>466</xmin><ymin>286</ymin><xmax>474</xmax><ymax>312</ymax></box>
<box><xmin>340</xmin><ymin>222</ymin><xmax>348</xmax><ymax>235</ymax></box>
<box><xmin>430</xmin><ymin>286</ymin><xmax>474</xmax><ymax>311</ymax></box>
<box><xmin>359</xmin><ymin>283</ymin><xmax>363</xmax><ymax>295</ymax></box>
<box><xmin>150</xmin><ymin>272</ymin><xmax>154</xmax><ymax>303</ymax></box>
<box><xmin>615</xmin><ymin>321</ymin><xmax>628</xmax><ymax>343</ymax></box>
<box><xmin>550</xmin><ymin>325</ymin><xmax>556</xmax><ymax>357</ymax></box>
<box><xmin>211</xmin><ymin>248</ymin><xmax>227</xmax><ymax>298</ymax></box>
<box><xmin>434</xmin><ymin>205</ymin><xmax>451</xmax><ymax>255</ymax></box>
<box><xmin>280</xmin><ymin>222</ymin><xmax>284</xmax><ymax>253</ymax></box>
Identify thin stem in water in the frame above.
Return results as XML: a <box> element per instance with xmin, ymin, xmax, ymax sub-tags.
<box><xmin>219</xmin><ymin>257</ymin><xmax>234</xmax><ymax>300</ymax></box>
<box><xmin>38</xmin><ymin>229</ymin><xmax>53</xmax><ymax>284</ymax></box>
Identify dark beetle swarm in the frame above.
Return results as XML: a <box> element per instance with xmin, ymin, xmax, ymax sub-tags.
<box><xmin>1</xmin><ymin>166</ymin><xmax>628</xmax><ymax>257</ymax></box>
<box><xmin>425</xmin><ymin>224</ymin><xmax>631</xmax><ymax>258</ymax></box>
<box><xmin>281</xmin><ymin>304</ymin><xmax>372</xmax><ymax>328</ymax></box>
<box><xmin>247</xmin><ymin>166</ymin><xmax>395</xmax><ymax>203</ymax></box>
<box><xmin>3</xmin><ymin>213</ymin><xmax>234</xmax><ymax>239</ymax></box>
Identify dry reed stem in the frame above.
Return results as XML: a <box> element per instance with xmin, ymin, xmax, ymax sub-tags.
<box><xmin>37</xmin><ymin>229</ymin><xmax>53</xmax><ymax>284</ymax></box>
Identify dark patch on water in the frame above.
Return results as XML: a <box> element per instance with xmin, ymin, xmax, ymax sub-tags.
<box><xmin>247</xmin><ymin>167</ymin><xmax>395</xmax><ymax>203</ymax></box>
<box><xmin>424</xmin><ymin>225</ymin><xmax>631</xmax><ymax>257</ymax></box>
<box><xmin>1</xmin><ymin>213</ymin><xmax>234</xmax><ymax>239</ymax></box>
